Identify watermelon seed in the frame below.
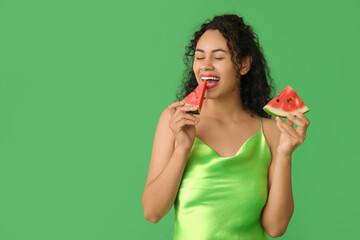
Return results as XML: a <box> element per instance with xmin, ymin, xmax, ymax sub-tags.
<box><xmin>276</xmin><ymin>99</ymin><xmax>279</xmax><ymax>102</ymax></box>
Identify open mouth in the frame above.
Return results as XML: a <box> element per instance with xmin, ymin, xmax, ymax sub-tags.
<box><xmin>201</xmin><ymin>76</ymin><xmax>220</xmax><ymax>89</ymax></box>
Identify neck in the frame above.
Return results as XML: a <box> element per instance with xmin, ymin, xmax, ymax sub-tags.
<box><xmin>201</xmin><ymin>91</ymin><xmax>250</xmax><ymax>123</ymax></box>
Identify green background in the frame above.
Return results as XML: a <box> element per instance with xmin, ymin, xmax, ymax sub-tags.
<box><xmin>0</xmin><ymin>0</ymin><xmax>359</xmax><ymax>239</ymax></box>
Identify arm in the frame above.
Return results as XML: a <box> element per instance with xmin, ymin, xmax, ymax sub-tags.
<box><xmin>142</xmin><ymin>146</ymin><xmax>191</xmax><ymax>223</ymax></box>
<box><xmin>261</xmin><ymin>151</ymin><xmax>294</xmax><ymax>238</ymax></box>
<box><xmin>261</xmin><ymin>112</ymin><xmax>310</xmax><ymax>237</ymax></box>
<box><xmin>142</xmin><ymin>109</ymin><xmax>191</xmax><ymax>223</ymax></box>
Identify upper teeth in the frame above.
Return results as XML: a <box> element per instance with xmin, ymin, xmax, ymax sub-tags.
<box><xmin>201</xmin><ymin>77</ymin><xmax>220</xmax><ymax>80</ymax></box>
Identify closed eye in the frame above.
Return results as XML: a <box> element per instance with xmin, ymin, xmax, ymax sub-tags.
<box><xmin>196</xmin><ymin>57</ymin><xmax>224</xmax><ymax>60</ymax></box>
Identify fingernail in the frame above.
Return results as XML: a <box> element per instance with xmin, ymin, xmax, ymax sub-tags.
<box><xmin>180</xmin><ymin>101</ymin><xmax>184</xmax><ymax>104</ymax></box>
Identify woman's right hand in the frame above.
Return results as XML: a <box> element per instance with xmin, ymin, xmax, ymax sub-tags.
<box><xmin>167</xmin><ymin>101</ymin><xmax>200</xmax><ymax>149</ymax></box>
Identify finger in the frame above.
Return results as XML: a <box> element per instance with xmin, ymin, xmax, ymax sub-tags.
<box><xmin>276</xmin><ymin>117</ymin><xmax>299</xmax><ymax>139</ymax></box>
<box><xmin>177</xmin><ymin>119</ymin><xmax>198</xmax><ymax>130</ymax></box>
<box><xmin>287</xmin><ymin>113</ymin><xmax>305</xmax><ymax>127</ymax></box>
<box><xmin>288</xmin><ymin>112</ymin><xmax>308</xmax><ymax>138</ymax></box>
<box><xmin>285</xmin><ymin>116</ymin><xmax>294</xmax><ymax>127</ymax></box>
<box><xmin>277</xmin><ymin>119</ymin><xmax>301</xmax><ymax>141</ymax></box>
<box><xmin>174</xmin><ymin>106</ymin><xmax>198</xmax><ymax>120</ymax></box>
<box><xmin>192</xmin><ymin>114</ymin><xmax>200</xmax><ymax>122</ymax></box>
<box><xmin>168</xmin><ymin>101</ymin><xmax>185</xmax><ymax>116</ymax></box>
<box><xmin>174</xmin><ymin>112</ymin><xmax>199</xmax><ymax>124</ymax></box>
<box><xmin>295</xmin><ymin>111</ymin><xmax>310</xmax><ymax>126</ymax></box>
<box><xmin>177</xmin><ymin>105</ymin><xmax>198</xmax><ymax>113</ymax></box>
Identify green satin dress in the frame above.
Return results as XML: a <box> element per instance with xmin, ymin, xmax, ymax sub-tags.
<box><xmin>173</xmin><ymin>116</ymin><xmax>271</xmax><ymax>240</ymax></box>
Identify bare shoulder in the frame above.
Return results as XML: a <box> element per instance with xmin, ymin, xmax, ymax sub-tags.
<box><xmin>262</xmin><ymin>117</ymin><xmax>281</xmax><ymax>158</ymax></box>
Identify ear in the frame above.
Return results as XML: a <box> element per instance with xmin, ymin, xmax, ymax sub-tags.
<box><xmin>240</xmin><ymin>56</ymin><xmax>252</xmax><ymax>75</ymax></box>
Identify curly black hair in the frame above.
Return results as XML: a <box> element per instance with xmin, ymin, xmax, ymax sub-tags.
<box><xmin>174</xmin><ymin>14</ymin><xmax>276</xmax><ymax>119</ymax></box>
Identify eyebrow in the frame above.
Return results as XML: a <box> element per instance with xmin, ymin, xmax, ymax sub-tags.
<box><xmin>195</xmin><ymin>48</ymin><xmax>227</xmax><ymax>53</ymax></box>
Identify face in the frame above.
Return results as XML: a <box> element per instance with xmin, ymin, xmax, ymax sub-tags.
<box><xmin>193</xmin><ymin>29</ymin><xmax>251</xmax><ymax>98</ymax></box>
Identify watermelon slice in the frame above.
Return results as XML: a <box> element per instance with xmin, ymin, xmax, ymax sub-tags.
<box><xmin>182</xmin><ymin>80</ymin><xmax>207</xmax><ymax>115</ymax></box>
<box><xmin>263</xmin><ymin>85</ymin><xmax>309</xmax><ymax>118</ymax></box>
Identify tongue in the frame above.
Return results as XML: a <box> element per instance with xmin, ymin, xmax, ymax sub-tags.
<box><xmin>207</xmin><ymin>80</ymin><xmax>219</xmax><ymax>85</ymax></box>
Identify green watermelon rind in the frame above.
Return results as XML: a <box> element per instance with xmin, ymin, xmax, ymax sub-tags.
<box><xmin>263</xmin><ymin>105</ymin><xmax>309</xmax><ymax>118</ymax></box>
<box><xmin>189</xmin><ymin>110</ymin><xmax>199</xmax><ymax>115</ymax></box>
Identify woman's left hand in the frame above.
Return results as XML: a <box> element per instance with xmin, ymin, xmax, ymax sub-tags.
<box><xmin>275</xmin><ymin>111</ymin><xmax>310</xmax><ymax>156</ymax></box>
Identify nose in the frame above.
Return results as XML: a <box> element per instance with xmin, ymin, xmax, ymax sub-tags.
<box><xmin>200</xmin><ymin>58</ymin><xmax>214</xmax><ymax>70</ymax></box>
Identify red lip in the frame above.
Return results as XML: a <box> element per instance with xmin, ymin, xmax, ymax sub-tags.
<box><xmin>206</xmin><ymin>81</ymin><xmax>219</xmax><ymax>89</ymax></box>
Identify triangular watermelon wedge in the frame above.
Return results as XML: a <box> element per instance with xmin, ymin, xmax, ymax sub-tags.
<box><xmin>182</xmin><ymin>80</ymin><xmax>207</xmax><ymax>115</ymax></box>
<box><xmin>263</xmin><ymin>85</ymin><xmax>309</xmax><ymax>118</ymax></box>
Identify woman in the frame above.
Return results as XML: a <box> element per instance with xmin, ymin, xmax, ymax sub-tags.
<box><xmin>142</xmin><ymin>14</ymin><xmax>310</xmax><ymax>239</ymax></box>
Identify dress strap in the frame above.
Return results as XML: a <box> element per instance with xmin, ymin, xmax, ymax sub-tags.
<box><xmin>259</xmin><ymin>116</ymin><xmax>263</xmax><ymax>132</ymax></box>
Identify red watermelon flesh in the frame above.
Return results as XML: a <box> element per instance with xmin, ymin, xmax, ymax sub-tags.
<box><xmin>263</xmin><ymin>85</ymin><xmax>309</xmax><ymax>118</ymax></box>
<box><xmin>182</xmin><ymin>80</ymin><xmax>207</xmax><ymax>115</ymax></box>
